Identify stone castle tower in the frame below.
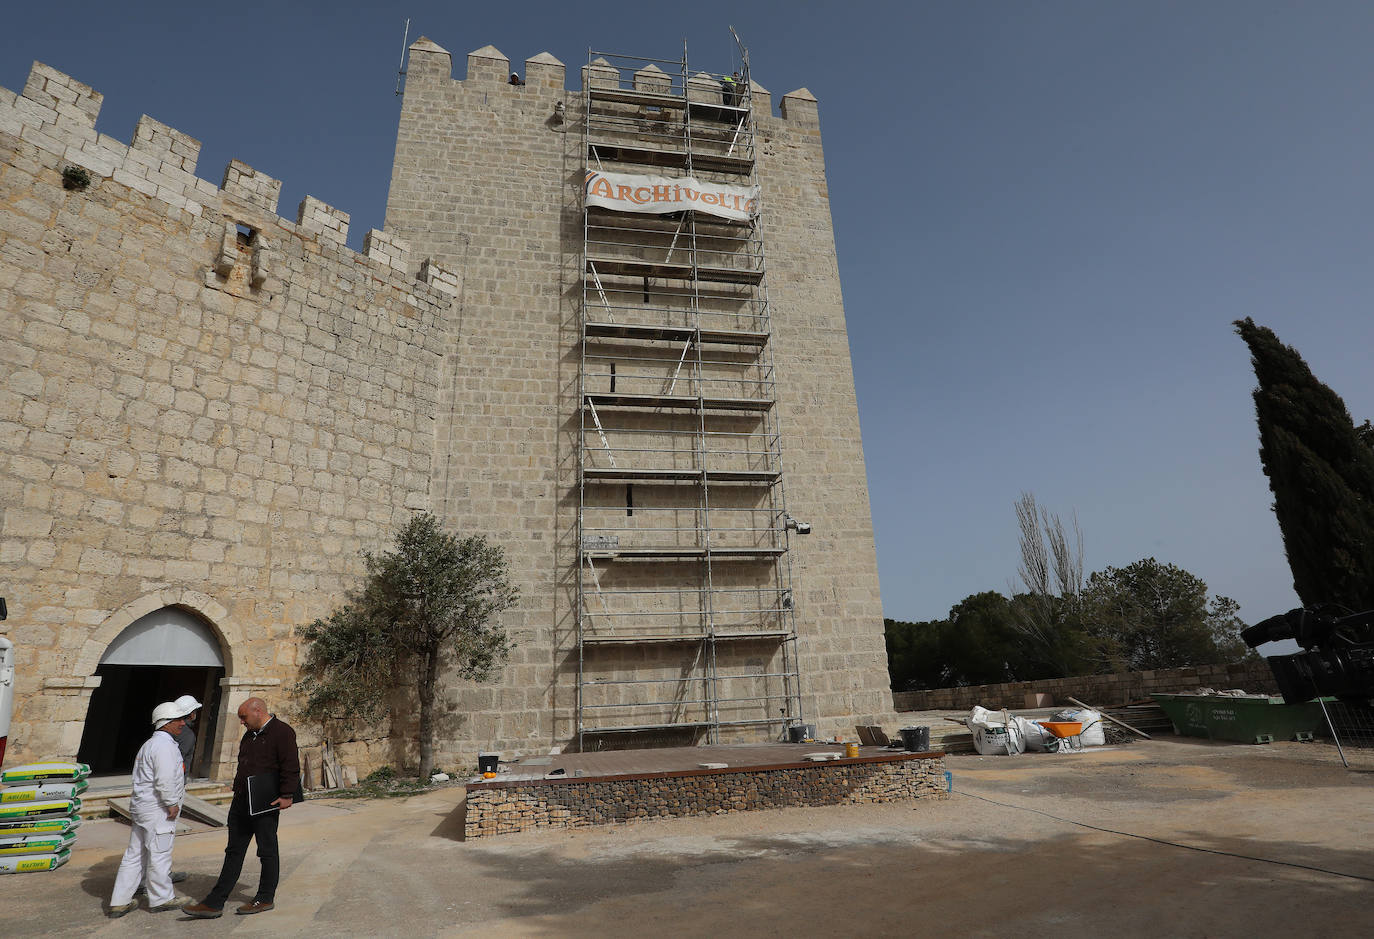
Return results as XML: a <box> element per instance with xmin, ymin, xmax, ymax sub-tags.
<box><xmin>0</xmin><ymin>36</ymin><xmax>892</xmax><ymax>778</ymax></box>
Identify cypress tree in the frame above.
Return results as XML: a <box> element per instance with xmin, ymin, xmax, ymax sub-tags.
<box><xmin>1235</xmin><ymin>318</ymin><xmax>1374</xmax><ymax>611</ymax></box>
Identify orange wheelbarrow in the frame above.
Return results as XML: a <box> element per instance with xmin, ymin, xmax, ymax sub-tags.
<box><xmin>1039</xmin><ymin>720</ymin><xmax>1084</xmax><ymax>751</ymax></box>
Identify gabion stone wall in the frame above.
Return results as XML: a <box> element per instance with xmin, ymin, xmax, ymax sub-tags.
<box><xmin>464</xmin><ymin>754</ymin><xmax>948</xmax><ymax>838</ymax></box>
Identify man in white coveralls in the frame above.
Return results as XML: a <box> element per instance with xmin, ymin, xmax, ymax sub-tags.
<box><xmin>106</xmin><ymin>700</ymin><xmax>193</xmax><ymax>917</ymax></box>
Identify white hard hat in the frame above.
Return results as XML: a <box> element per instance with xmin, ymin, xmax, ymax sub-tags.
<box><xmin>173</xmin><ymin>694</ymin><xmax>202</xmax><ymax>714</ymax></box>
<box><xmin>152</xmin><ymin>701</ymin><xmax>187</xmax><ymax>729</ymax></box>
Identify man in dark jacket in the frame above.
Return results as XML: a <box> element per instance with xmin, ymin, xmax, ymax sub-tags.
<box><xmin>172</xmin><ymin>694</ymin><xmax>201</xmax><ymax>778</ymax></box>
<box><xmin>185</xmin><ymin>697</ymin><xmax>299</xmax><ymax>918</ymax></box>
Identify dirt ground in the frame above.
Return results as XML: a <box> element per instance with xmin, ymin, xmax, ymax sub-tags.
<box><xmin>2</xmin><ymin>737</ymin><xmax>1371</xmax><ymax>937</ymax></box>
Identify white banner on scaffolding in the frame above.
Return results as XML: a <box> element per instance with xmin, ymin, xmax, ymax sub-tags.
<box><xmin>585</xmin><ymin>170</ymin><xmax>759</xmax><ymax>222</ymax></box>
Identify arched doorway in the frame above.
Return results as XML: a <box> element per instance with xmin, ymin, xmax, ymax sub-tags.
<box><xmin>77</xmin><ymin>607</ymin><xmax>226</xmax><ymax>776</ymax></box>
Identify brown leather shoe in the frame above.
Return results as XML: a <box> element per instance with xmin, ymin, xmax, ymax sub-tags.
<box><xmin>183</xmin><ymin>902</ymin><xmax>223</xmax><ymax>919</ymax></box>
<box><xmin>236</xmin><ymin>900</ymin><xmax>274</xmax><ymax>915</ymax></box>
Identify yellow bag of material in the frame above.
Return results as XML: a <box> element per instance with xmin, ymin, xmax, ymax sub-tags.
<box><xmin>0</xmin><ymin>831</ymin><xmax>76</xmax><ymax>855</ymax></box>
<box><xmin>0</xmin><ymin>798</ymin><xmax>81</xmax><ymax>821</ymax></box>
<box><xmin>0</xmin><ymin>780</ymin><xmax>88</xmax><ymax>803</ymax></box>
<box><xmin>0</xmin><ymin>847</ymin><xmax>71</xmax><ymax>874</ymax></box>
<box><xmin>0</xmin><ymin>761</ymin><xmax>91</xmax><ymax>783</ymax></box>
<box><xmin>0</xmin><ymin>813</ymin><xmax>82</xmax><ymax>836</ymax></box>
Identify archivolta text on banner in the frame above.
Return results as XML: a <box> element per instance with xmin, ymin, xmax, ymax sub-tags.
<box><xmin>585</xmin><ymin>170</ymin><xmax>759</xmax><ymax>222</ymax></box>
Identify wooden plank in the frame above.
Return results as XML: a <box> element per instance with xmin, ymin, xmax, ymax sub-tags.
<box><xmin>107</xmin><ymin>798</ymin><xmax>199</xmax><ymax>832</ymax></box>
<box><xmin>180</xmin><ymin>793</ymin><xmax>228</xmax><ymax>827</ymax></box>
<box><xmin>1067</xmin><ymin>695</ymin><xmax>1152</xmax><ymax>739</ymax></box>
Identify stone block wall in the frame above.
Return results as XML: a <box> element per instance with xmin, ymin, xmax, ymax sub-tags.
<box><xmin>1</xmin><ymin>35</ymin><xmax>899</xmax><ymax>779</ymax></box>
<box><xmin>0</xmin><ymin>61</ymin><xmax>456</xmax><ymax>775</ymax></box>
<box><xmin>383</xmin><ymin>38</ymin><xmax>896</xmax><ymax>763</ymax></box>
<box><xmin>891</xmin><ymin>661</ymin><xmax>1280</xmax><ymax>712</ymax></box>
<box><xmin>465</xmin><ymin>753</ymin><xmax>948</xmax><ymax>837</ymax></box>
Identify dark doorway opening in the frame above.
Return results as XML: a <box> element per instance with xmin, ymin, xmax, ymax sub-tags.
<box><xmin>77</xmin><ymin>665</ymin><xmax>223</xmax><ymax>775</ymax></box>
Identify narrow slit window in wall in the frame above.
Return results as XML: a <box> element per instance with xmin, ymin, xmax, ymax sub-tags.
<box><xmin>609</xmin><ymin>362</ymin><xmax>616</xmax><ymax>393</ymax></box>
<box><xmin>626</xmin><ymin>484</ymin><xmax>634</xmax><ymax>517</ymax></box>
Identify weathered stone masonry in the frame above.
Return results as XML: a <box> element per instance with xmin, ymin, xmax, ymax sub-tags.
<box><xmin>0</xmin><ymin>61</ymin><xmax>455</xmax><ymax>775</ymax></box>
<box><xmin>384</xmin><ymin>39</ymin><xmax>897</xmax><ymax>757</ymax></box>
<box><xmin>1</xmin><ymin>35</ymin><xmax>896</xmax><ymax>778</ymax></box>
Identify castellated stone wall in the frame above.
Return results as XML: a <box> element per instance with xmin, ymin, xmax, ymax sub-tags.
<box><xmin>0</xmin><ymin>63</ymin><xmax>455</xmax><ymax>777</ymax></box>
<box><xmin>0</xmin><ymin>39</ymin><xmax>897</xmax><ymax>780</ymax></box>
<box><xmin>384</xmin><ymin>39</ymin><xmax>897</xmax><ymax>756</ymax></box>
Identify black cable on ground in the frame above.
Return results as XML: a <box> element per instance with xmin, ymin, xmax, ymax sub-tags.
<box><xmin>954</xmin><ymin>788</ymin><xmax>1374</xmax><ymax>883</ymax></box>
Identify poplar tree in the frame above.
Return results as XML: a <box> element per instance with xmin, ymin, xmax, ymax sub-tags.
<box><xmin>1234</xmin><ymin>318</ymin><xmax>1374</xmax><ymax>611</ymax></box>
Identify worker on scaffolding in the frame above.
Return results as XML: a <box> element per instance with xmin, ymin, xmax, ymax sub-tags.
<box><xmin>720</xmin><ymin>71</ymin><xmax>741</xmax><ymax>107</ymax></box>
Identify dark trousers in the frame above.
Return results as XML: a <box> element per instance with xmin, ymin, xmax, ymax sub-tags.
<box><xmin>204</xmin><ymin>794</ymin><xmax>280</xmax><ymax>908</ymax></box>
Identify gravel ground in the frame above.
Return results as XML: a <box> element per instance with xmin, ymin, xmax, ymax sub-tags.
<box><xmin>1</xmin><ymin>737</ymin><xmax>1370</xmax><ymax>937</ymax></box>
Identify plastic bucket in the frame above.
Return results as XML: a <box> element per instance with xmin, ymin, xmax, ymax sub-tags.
<box><xmin>477</xmin><ymin>753</ymin><xmax>499</xmax><ymax>774</ymax></box>
<box><xmin>900</xmin><ymin>726</ymin><xmax>930</xmax><ymax>752</ymax></box>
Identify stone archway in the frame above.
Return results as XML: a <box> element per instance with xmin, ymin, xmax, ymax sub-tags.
<box><xmin>67</xmin><ymin>590</ymin><xmax>243</xmax><ymax>777</ymax></box>
<box><xmin>77</xmin><ymin>607</ymin><xmax>225</xmax><ymax>774</ymax></box>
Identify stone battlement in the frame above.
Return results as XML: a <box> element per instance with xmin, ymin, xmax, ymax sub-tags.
<box><xmin>404</xmin><ymin>37</ymin><xmax>820</xmax><ymax>123</ymax></box>
<box><xmin>0</xmin><ymin>61</ymin><xmax>453</xmax><ymax>287</ymax></box>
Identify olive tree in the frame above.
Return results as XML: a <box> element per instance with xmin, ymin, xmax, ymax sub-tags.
<box><xmin>294</xmin><ymin>512</ymin><xmax>518</xmax><ymax>780</ymax></box>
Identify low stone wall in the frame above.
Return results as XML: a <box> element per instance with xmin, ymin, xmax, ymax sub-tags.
<box><xmin>464</xmin><ymin>753</ymin><xmax>948</xmax><ymax>838</ymax></box>
<box><xmin>892</xmin><ymin>661</ymin><xmax>1278</xmax><ymax>713</ymax></box>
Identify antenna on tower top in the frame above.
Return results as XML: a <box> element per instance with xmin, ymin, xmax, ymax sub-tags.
<box><xmin>395</xmin><ymin>18</ymin><xmax>411</xmax><ymax>96</ymax></box>
<box><xmin>729</xmin><ymin>25</ymin><xmax>750</xmax><ymax>74</ymax></box>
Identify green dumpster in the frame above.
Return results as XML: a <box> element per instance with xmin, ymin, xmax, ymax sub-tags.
<box><xmin>1151</xmin><ymin>693</ymin><xmax>1325</xmax><ymax>744</ymax></box>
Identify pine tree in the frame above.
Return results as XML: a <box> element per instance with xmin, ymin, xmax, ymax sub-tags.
<box><xmin>1235</xmin><ymin>318</ymin><xmax>1374</xmax><ymax>611</ymax></box>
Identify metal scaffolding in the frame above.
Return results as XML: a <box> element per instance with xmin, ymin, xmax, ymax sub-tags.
<box><xmin>576</xmin><ymin>41</ymin><xmax>803</xmax><ymax>748</ymax></box>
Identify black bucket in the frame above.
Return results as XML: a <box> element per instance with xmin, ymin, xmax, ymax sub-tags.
<box><xmin>899</xmin><ymin>726</ymin><xmax>930</xmax><ymax>752</ymax></box>
<box><xmin>477</xmin><ymin>752</ymin><xmax>499</xmax><ymax>773</ymax></box>
<box><xmin>787</xmin><ymin>723</ymin><xmax>816</xmax><ymax>743</ymax></box>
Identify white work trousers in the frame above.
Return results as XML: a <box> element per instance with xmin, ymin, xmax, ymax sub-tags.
<box><xmin>109</xmin><ymin>813</ymin><xmax>176</xmax><ymax>906</ymax></box>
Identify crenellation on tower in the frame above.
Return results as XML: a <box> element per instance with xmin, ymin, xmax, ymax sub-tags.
<box><xmin>779</xmin><ymin>88</ymin><xmax>821</xmax><ymax>127</ymax></box>
<box><xmin>465</xmin><ymin>44</ymin><xmax>510</xmax><ymax>85</ymax></box>
<box><xmin>363</xmin><ymin>228</ymin><xmax>410</xmax><ymax>273</ymax></box>
<box><xmin>22</xmin><ymin>62</ymin><xmax>102</xmax><ymax>130</ymax></box>
<box><xmin>687</xmin><ymin>70</ymin><xmax>718</xmax><ymax>103</ymax></box>
<box><xmin>418</xmin><ymin>258</ymin><xmax>461</xmax><ymax>297</ymax></box>
<box><xmin>583</xmin><ymin>58</ymin><xmax>619</xmax><ymax>90</ymax></box>
<box><xmin>221</xmin><ymin>158</ymin><xmax>282</xmax><ymax>214</ymax></box>
<box><xmin>405</xmin><ymin>36</ymin><xmax>453</xmax><ymax>83</ymax></box>
<box><xmin>131</xmin><ymin>114</ymin><xmax>201</xmax><ymax>175</ymax></box>
<box><xmin>524</xmin><ymin>52</ymin><xmax>565</xmax><ymax>91</ymax></box>
<box><xmin>296</xmin><ymin>195</ymin><xmax>350</xmax><ymax>248</ymax></box>
<box><xmin>632</xmin><ymin>63</ymin><xmax>671</xmax><ymax>94</ymax></box>
<box><xmin>749</xmin><ymin>80</ymin><xmax>772</xmax><ymax>115</ymax></box>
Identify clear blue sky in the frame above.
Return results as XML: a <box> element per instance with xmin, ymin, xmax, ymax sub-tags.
<box><xmin>6</xmin><ymin>1</ymin><xmax>1374</xmax><ymax>636</ymax></box>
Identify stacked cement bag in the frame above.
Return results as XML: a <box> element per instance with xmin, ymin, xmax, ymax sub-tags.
<box><xmin>0</xmin><ymin>762</ymin><xmax>89</xmax><ymax>874</ymax></box>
